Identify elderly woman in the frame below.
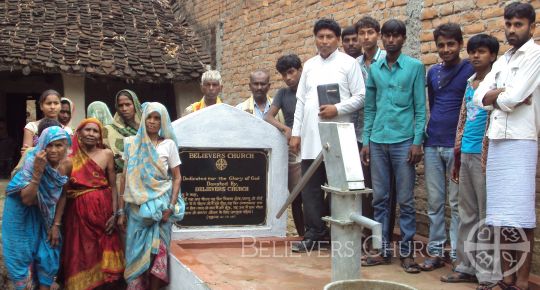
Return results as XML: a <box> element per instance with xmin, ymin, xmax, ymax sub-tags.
<box><xmin>118</xmin><ymin>102</ymin><xmax>184</xmax><ymax>290</ymax></box>
<box><xmin>2</xmin><ymin>126</ymin><xmax>72</xmax><ymax>290</ymax></box>
<box><xmin>103</xmin><ymin>89</ymin><xmax>142</xmax><ymax>174</ymax></box>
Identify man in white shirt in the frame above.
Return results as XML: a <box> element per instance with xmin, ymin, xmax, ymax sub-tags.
<box><xmin>290</xmin><ymin>18</ymin><xmax>365</xmax><ymax>252</ymax></box>
<box><xmin>473</xmin><ymin>3</ymin><xmax>540</xmax><ymax>289</ymax></box>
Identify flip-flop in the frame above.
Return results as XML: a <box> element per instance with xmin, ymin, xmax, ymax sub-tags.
<box><xmin>418</xmin><ymin>257</ymin><xmax>445</xmax><ymax>271</ymax></box>
<box><xmin>362</xmin><ymin>256</ymin><xmax>391</xmax><ymax>267</ymax></box>
<box><xmin>476</xmin><ymin>281</ymin><xmax>498</xmax><ymax>290</ymax></box>
<box><xmin>401</xmin><ymin>258</ymin><xmax>421</xmax><ymax>274</ymax></box>
<box><xmin>440</xmin><ymin>272</ymin><xmax>478</xmax><ymax>283</ymax></box>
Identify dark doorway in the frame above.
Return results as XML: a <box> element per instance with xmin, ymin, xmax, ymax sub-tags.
<box><xmin>85</xmin><ymin>76</ymin><xmax>177</xmax><ymax>120</ymax></box>
<box><xmin>0</xmin><ymin>72</ymin><xmax>63</xmax><ymax>174</ymax></box>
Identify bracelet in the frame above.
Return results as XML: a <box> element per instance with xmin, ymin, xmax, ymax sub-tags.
<box><xmin>167</xmin><ymin>203</ymin><xmax>176</xmax><ymax>210</ymax></box>
<box><xmin>115</xmin><ymin>209</ymin><xmax>125</xmax><ymax>216</ymax></box>
<box><xmin>53</xmin><ymin>222</ymin><xmax>62</xmax><ymax>227</ymax></box>
<box><xmin>30</xmin><ymin>179</ymin><xmax>40</xmax><ymax>185</ymax></box>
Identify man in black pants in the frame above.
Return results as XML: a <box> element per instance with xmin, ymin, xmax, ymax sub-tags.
<box><xmin>264</xmin><ymin>54</ymin><xmax>304</xmax><ymax>236</ymax></box>
<box><xmin>290</xmin><ymin>19</ymin><xmax>365</xmax><ymax>252</ymax></box>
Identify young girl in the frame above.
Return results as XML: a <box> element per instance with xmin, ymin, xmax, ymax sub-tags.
<box><xmin>22</xmin><ymin>90</ymin><xmax>72</xmax><ymax>150</ymax></box>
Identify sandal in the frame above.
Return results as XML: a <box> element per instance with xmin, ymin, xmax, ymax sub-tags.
<box><xmin>361</xmin><ymin>255</ymin><xmax>391</xmax><ymax>267</ymax></box>
<box><xmin>401</xmin><ymin>258</ymin><xmax>421</xmax><ymax>274</ymax></box>
<box><xmin>476</xmin><ymin>281</ymin><xmax>498</xmax><ymax>290</ymax></box>
<box><xmin>440</xmin><ymin>272</ymin><xmax>478</xmax><ymax>283</ymax></box>
<box><xmin>418</xmin><ymin>257</ymin><xmax>445</xmax><ymax>271</ymax></box>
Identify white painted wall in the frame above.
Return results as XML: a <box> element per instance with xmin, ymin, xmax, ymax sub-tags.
<box><xmin>173</xmin><ymin>82</ymin><xmax>202</xmax><ymax>119</ymax></box>
<box><xmin>61</xmin><ymin>73</ymin><xmax>85</xmax><ymax>128</ymax></box>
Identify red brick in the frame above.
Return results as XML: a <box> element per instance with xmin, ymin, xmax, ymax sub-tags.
<box><xmin>422</xmin><ymin>20</ymin><xmax>433</xmax><ymax>30</ymax></box>
<box><xmin>421</xmin><ymin>53</ymin><xmax>439</xmax><ymax>65</ymax></box>
<box><xmin>421</xmin><ymin>7</ymin><xmax>438</xmax><ymax>20</ymax></box>
<box><xmin>482</xmin><ymin>6</ymin><xmax>504</xmax><ymax>19</ymax></box>
<box><xmin>420</xmin><ymin>31</ymin><xmax>434</xmax><ymax>42</ymax></box>
<box><xmin>393</xmin><ymin>0</ymin><xmax>407</xmax><ymax>7</ymax></box>
<box><xmin>461</xmin><ymin>11</ymin><xmax>481</xmax><ymax>22</ymax></box>
<box><xmin>486</xmin><ymin>18</ymin><xmax>503</xmax><ymax>32</ymax></box>
<box><xmin>439</xmin><ymin>3</ymin><xmax>454</xmax><ymax>16</ymax></box>
<box><xmin>464</xmin><ymin>22</ymin><xmax>485</xmax><ymax>34</ymax></box>
<box><xmin>432</xmin><ymin>0</ymin><xmax>453</xmax><ymax>4</ymax></box>
<box><xmin>453</xmin><ymin>0</ymin><xmax>476</xmax><ymax>13</ymax></box>
<box><xmin>476</xmin><ymin>0</ymin><xmax>498</xmax><ymax>5</ymax></box>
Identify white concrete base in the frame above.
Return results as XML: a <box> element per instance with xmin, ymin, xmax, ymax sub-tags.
<box><xmin>167</xmin><ymin>254</ymin><xmax>210</xmax><ymax>290</ymax></box>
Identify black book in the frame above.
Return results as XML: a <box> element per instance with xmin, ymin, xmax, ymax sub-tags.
<box><xmin>317</xmin><ymin>83</ymin><xmax>340</xmax><ymax>106</ymax></box>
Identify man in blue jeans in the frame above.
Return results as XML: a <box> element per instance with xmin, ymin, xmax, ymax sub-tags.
<box><xmin>360</xmin><ymin>19</ymin><xmax>426</xmax><ymax>273</ymax></box>
<box><xmin>419</xmin><ymin>23</ymin><xmax>474</xmax><ymax>271</ymax></box>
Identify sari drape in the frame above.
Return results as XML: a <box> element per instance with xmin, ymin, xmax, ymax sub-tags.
<box><xmin>103</xmin><ymin>89</ymin><xmax>142</xmax><ymax>173</ymax></box>
<box><xmin>61</xmin><ymin>118</ymin><xmax>125</xmax><ymax>290</ymax></box>
<box><xmin>2</xmin><ymin>126</ymin><xmax>70</xmax><ymax>289</ymax></box>
<box><xmin>123</xmin><ymin>102</ymin><xmax>184</xmax><ymax>286</ymax></box>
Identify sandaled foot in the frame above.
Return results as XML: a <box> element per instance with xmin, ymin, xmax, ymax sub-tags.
<box><xmin>401</xmin><ymin>258</ymin><xmax>421</xmax><ymax>274</ymax></box>
<box><xmin>418</xmin><ymin>257</ymin><xmax>444</xmax><ymax>271</ymax></box>
<box><xmin>440</xmin><ymin>272</ymin><xmax>478</xmax><ymax>283</ymax></box>
<box><xmin>361</xmin><ymin>255</ymin><xmax>391</xmax><ymax>267</ymax></box>
<box><xmin>476</xmin><ymin>281</ymin><xmax>498</xmax><ymax>290</ymax></box>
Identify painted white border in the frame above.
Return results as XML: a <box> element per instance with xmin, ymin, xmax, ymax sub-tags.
<box><xmin>171</xmin><ymin>104</ymin><xmax>288</xmax><ymax>240</ymax></box>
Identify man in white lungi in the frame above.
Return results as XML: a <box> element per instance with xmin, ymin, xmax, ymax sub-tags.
<box><xmin>473</xmin><ymin>2</ymin><xmax>540</xmax><ymax>289</ymax></box>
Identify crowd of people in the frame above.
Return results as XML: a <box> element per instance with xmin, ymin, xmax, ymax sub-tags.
<box><xmin>1</xmin><ymin>1</ymin><xmax>539</xmax><ymax>290</ymax></box>
<box><xmin>3</xmin><ymin>88</ymin><xmax>184</xmax><ymax>290</ymax></box>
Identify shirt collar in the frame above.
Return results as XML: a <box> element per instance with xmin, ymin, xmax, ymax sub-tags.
<box><xmin>505</xmin><ymin>38</ymin><xmax>535</xmax><ymax>58</ymax></box>
<box><xmin>320</xmin><ymin>48</ymin><xmax>339</xmax><ymax>61</ymax></box>
<box><xmin>379</xmin><ymin>52</ymin><xmax>404</xmax><ymax>69</ymax></box>
<box><xmin>467</xmin><ymin>73</ymin><xmax>477</xmax><ymax>84</ymax></box>
<box><xmin>357</xmin><ymin>47</ymin><xmax>383</xmax><ymax>64</ymax></box>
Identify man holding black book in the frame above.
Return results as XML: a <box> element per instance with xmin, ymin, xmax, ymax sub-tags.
<box><xmin>290</xmin><ymin>18</ymin><xmax>364</xmax><ymax>252</ymax></box>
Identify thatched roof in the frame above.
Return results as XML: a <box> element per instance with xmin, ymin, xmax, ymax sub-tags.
<box><xmin>0</xmin><ymin>0</ymin><xmax>211</xmax><ymax>82</ymax></box>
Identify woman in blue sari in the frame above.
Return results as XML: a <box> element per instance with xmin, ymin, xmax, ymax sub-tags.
<box><xmin>118</xmin><ymin>102</ymin><xmax>184</xmax><ymax>290</ymax></box>
<box><xmin>2</xmin><ymin>126</ymin><xmax>72</xmax><ymax>290</ymax></box>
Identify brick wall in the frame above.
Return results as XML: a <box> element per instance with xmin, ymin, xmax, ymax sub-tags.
<box><xmin>179</xmin><ymin>0</ymin><xmax>540</xmax><ymax>273</ymax></box>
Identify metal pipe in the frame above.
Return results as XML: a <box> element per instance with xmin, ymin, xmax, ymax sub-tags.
<box><xmin>350</xmin><ymin>213</ymin><xmax>382</xmax><ymax>250</ymax></box>
<box><xmin>276</xmin><ymin>151</ymin><xmax>324</xmax><ymax>219</ymax></box>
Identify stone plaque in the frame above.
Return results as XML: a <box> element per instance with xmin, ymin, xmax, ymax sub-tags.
<box><xmin>172</xmin><ymin>104</ymin><xmax>288</xmax><ymax>239</ymax></box>
<box><xmin>179</xmin><ymin>148</ymin><xmax>268</xmax><ymax>226</ymax></box>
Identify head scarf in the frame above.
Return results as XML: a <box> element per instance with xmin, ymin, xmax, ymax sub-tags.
<box><xmin>112</xmin><ymin>89</ymin><xmax>142</xmax><ymax>133</ymax></box>
<box><xmin>7</xmin><ymin>126</ymin><xmax>71</xmax><ymax>228</ymax></box>
<box><xmin>60</xmin><ymin>97</ymin><xmax>75</xmax><ymax>127</ymax></box>
<box><xmin>123</xmin><ymin>102</ymin><xmax>177</xmax><ymax>205</ymax></box>
<box><xmin>87</xmin><ymin>101</ymin><xmax>114</xmax><ymax>126</ymax></box>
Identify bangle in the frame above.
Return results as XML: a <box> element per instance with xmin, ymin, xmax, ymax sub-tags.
<box><xmin>168</xmin><ymin>203</ymin><xmax>176</xmax><ymax>210</ymax></box>
<box><xmin>115</xmin><ymin>209</ymin><xmax>125</xmax><ymax>216</ymax></box>
<box><xmin>30</xmin><ymin>179</ymin><xmax>40</xmax><ymax>185</ymax></box>
<box><xmin>53</xmin><ymin>222</ymin><xmax>61</xmax><ymax>227</ymax></box>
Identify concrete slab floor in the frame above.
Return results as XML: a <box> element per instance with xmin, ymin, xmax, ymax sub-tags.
<box><xmin>171</xmin><ymin>238</ymin><xmax>479</xmax><ymax>290</ymax></box>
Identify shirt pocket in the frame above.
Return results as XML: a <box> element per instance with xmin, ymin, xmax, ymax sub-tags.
<box><xmin>389</xmin><ymin>80</ymin><xmax>411</xmax><ymax>108</ymax></box>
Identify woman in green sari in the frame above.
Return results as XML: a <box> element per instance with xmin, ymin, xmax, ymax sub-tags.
<box><xmin>103</xmin><ymin>90</ymin><xmax>143</xmax><ymax>174</ymax></box>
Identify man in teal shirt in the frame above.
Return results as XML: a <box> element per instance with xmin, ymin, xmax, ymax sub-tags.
<box><xmin>360</xmin><ymin>19</ymin><xmax>426</xmax><ymax>273</ymax></box>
